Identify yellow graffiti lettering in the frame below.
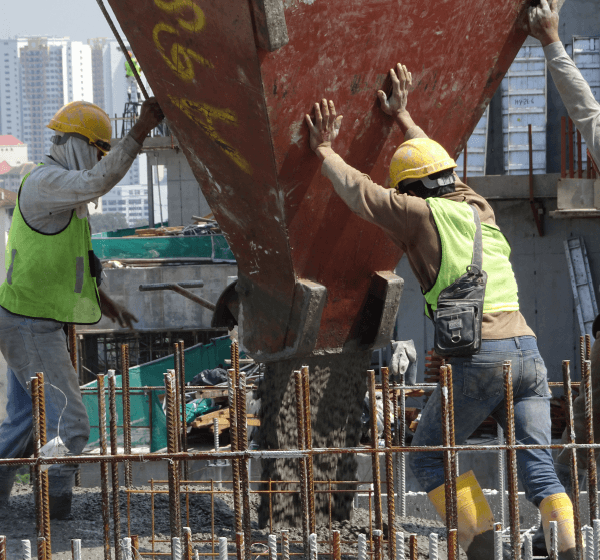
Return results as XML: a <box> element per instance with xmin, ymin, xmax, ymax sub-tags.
<box><xmin>152</xmin><ymin>22</ymin><xmax>212</xmax><ymax>82</ymax></box>
<box><xmin>154</xmin><ymin>0</ymin><xmax>206</xmax><ymax>33</ymax></box>
<box><xmin>169</xmin><ymin>95</ymin><xmax>252</xmax><ymax>176</ymax></box>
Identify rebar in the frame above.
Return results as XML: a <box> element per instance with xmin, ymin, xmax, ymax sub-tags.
<box><xmin>178</xmin><ymin>340</ymin><xmax>189</xmax><ymax>481</ymax></box>
<box><xmin>497</xmin><ymin>424</ymin><xmax>506</xmax><ymax>528</ymax></box>
<box><xmin>0</xmin><ymin>536</ymin><xmax>5</xmax><ymax>560</ymax></box>
<box><xmin>31</xmin><ymin>378</ymin><xmax>43</xmax><ymax>553</ymax></box>
<box><xmin>332</xmin><ymin>530</ymin><xmax>341</xmax><ymax>560</ymax></box>
<box><xmin>409</xmin><ymin>534</ymin><xmax>417</xmax><ymax>560</ymax></box>
<box><xmin>445</xmin><ymin>364</ymin><xmax>458</xmax><ymax>533</ymax></box>
<box><xmin>562</xmin><ymin>360</ymin><xmax>583</xmax><ymax>559</ymax></box>
<box><xmin>367</xmin><ymin>370</ymin><xmax>383</xmax><ymax>533</ymax></box>
<box><xmin>281</xmin><ymin>530</ymin><xmax>290</xmax><ymax>560</ymax></box>
<box><xmin>373</xmin><ymin>529</ymin><xmax>382</xmax><ymax>560</ymax></box>
<box><xmin>236</xmin><ymin>532</ymin><xmax>244</xmax><ymax>560</ymax></box>
<box><xmin>594</xmin><ymin>519</ymin><xmax>600</xmax><ymax>560</ymax></box>
<box><xmin>447</xmin><ymin>529</ymin><xmax>458</xmax><ymax>560</ymax></box>
<box><xmin>228</xmin><ymin>367</ymin><xmax>243</xmax><ymax>540</ymax></box>
<box><xmin>440</xmin><ymin>365</ymin><xmax>457</xmax><ymax>557</ymax></box>
<box><xmin>35</xmin><ymin>373</ymin><xmax>52</xmax><ymax>560</ymax></box>
<box><xmin>98</xmin><ymin>374</ymin><xmax>112</xmax><ymax>560</ymax></box>
<box><xmin>381</xmin><ymin>366</ymin><xmax>396</xmax><ymax>560</ymax></box>
<box><xmin>183</xmin><ymin>528</ymin><xmax>193</xmax><ymax>560</ymax></box>
<box><xmin>428</xmin><ymin>533</ymin><xmax>438</xmax><ymax>560</ymax></box>
<box><xmin>68</xmin><ymin>325</ymin><xmax>77</xmax><ymax>371</ymax></box>
<box><xmin>503</xmin><ymin>361</ymin><xmax>521</xmax><ymax>560</ymax></box>
<box><xmin>295</xmin><ymin>370</ymin><xmax>310</xmax><ymax>560</ymax></box>
<box><xmin>309</xmin><ymin>533</ymin><xmax>318</xmax><ymax>560</ymax></box>
<box><xmin>172</xmin><ymin>537</ymin><xmax>183</xmax><ymax>560</ymax></box>
<box><xmin>395</xmin><ymin>532</ymin><xmax>404</xmax><ymax>560</ymax></box>
<box><xmin>173</xmin><ymin>346</ymin><xmax>183</xmax><ymax>455</ymax></box>
<box><xmin>494</xmin><ymin>524</ymin><xmax>503</xmax><ymax>560</ymax></box>
<box><xmin>395</xmin><ymin>372</ymin><xmax>405</xmax><ymax>517</ymax></box>
<box><xmin>301</xmin><ymin>365</ymin><xmax>316</xmax><ymax>536</ymax></box>
<box><xmin>21</xmin><ymin>539</ymin><xmax>31</xmax><ymax>560</ymax></box>
<box><xmin>164</xmin><ymin>372</ymin><xmax>182</xmax><ymax>538</ymax></box>
<box><xmin>358</xmin><ymin>534</ymin><xmax>367</xmax><ymax>560</ymax></box>
<box><xmin>549</xmin><ymin>520</ymin><xmax>558</xmax><ymax>560</ymax></box>
<box><xmin>121</xmin><ymin>343</ymin><xmax>133</xmax><ymax>488</ymax></box>
<box><xmin>584</xmin><ymin>526</ymin><xmax>594</xmax><ymax>560</ymax></box>
<box><xmin>583</xmin><ymin>359</ymin><xmax>599</xmax><ymax>520</ymax></box>
<box><xmin>237</xmin><ymin>372</ymin><xmax>252</xmax><ymax>560</ymax></box>
<box><xmin>108</xmin><ymin>372</ymin><xmax>122</xmax><ymax>560</ymax></box>
<box><xmin>122</xmin><ymin>539</ymin><xmax>132</xmax><ymax>560</ymax></box>
<box><xmin>132</xmin><ymin>535</ymin><xmax>141</xmax><ymax>560</ymax></box>
<box><xmin>37</xmin><ymin>537</ymin><xmax>46</xmax><ymax>560</ymax></box>
<box><xmin>219</xmin><ymin>537</ymin><xmax>228</xmax><ymax>560</ymax></box>
<box><xmin>522</xmin><ymin>533</ymin><xmax>532</xmax><ymax>560</ymax></box>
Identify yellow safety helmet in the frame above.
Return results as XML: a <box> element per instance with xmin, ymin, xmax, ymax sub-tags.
<box><xmin>389</xmin><ymin>137</ymin><xmax>456</xmax><ymax>190</ymax></box>
<box><xmin>47</xmin><ymin>101</ymin><xmax>112</xmax><ymax>154</ymax></box>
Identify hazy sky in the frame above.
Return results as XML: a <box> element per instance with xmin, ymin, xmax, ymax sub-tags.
<box><xmin>0</xmin><ymin>0</ymin><xmax>126</xmax><ymax>44</ymax></box>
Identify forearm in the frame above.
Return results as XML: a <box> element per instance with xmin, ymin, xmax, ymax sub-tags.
<box><xmin>395</xmin><ymin>110</ymin><xmax>417</xmax><ymax>135</ymax></box>
<box><xmin>545</xmin><ymin>42</ymin><xmax>600</xmax><ymax>165</ymax></box>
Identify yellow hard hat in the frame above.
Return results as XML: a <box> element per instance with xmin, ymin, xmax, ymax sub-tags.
<box><xmin>389</xmin><ymin>137</ymin><xmax>456</xmax><ymax>190</ymax></box>
<box><xmin>47</xmin><ymin>101</ymin><xmax>112</xmax><ymax>154</ymax></box>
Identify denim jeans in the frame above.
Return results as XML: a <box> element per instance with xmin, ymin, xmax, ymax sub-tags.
<box><xmin>0</xmin><ymin>306</ymin><xmax>90</xmax><ymax>496</ymax></box>
<box><xmin>409</xmin><ymin>336</ymin><xmax>564</xmax><ymax>507</ymax></box>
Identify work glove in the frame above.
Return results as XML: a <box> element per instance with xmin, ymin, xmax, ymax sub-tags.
<box><xmin>390</xmin><ymin>339</ymin><xmax>417</xmax><ymax>385</ymax></box>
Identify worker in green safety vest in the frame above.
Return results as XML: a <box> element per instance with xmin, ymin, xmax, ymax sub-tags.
<box><xmin>305</xmin><ymin>62</ymin><xmax>576</xmax><ymax>559</ymax></box>
<box><xmin>0</xmin><ymin>97</ymin><xmax>164</xmax><ymax>519</ymax></box>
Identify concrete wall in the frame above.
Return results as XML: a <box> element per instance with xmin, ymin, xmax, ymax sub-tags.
<box><xmin>395</xmin><ymin>175</ymin><xmax>599</xmax><ymax>384</ymax></box>
<box><xmin>88</xmin><ymin>263</ymin><xmax>237</xmax><ymax>332</ymax></box>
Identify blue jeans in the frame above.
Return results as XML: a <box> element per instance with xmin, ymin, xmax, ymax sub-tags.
<box><xmin>0</xmin><ymin>306</ymin><xmax>90</xmax><ymax>496</ymax></box>
<box><xmin>409</xmin><ymin>336</ymin><xmax>564</xmax><ymax>507</ymax></box>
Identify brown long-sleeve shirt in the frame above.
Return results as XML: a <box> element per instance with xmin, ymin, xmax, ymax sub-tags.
<box><xmin>321</xmin><ymin>125</ymin><xmax>534</xmax><ymax>340</ymax></box>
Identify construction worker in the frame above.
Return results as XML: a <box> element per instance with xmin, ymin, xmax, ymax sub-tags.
<box><xmin>0</xmin><ymin>98</ymin><xmax>164</xmax><ymax>519</ymax></box>
<box><xmin>305</xmin><ymin>64</ymin><xmax>576</xmax><ymax>559</ymax></box>
<box><xmin>529</xmin><ymin>0</ymin><xmax>600</xmax><ymax>555</ymax></box>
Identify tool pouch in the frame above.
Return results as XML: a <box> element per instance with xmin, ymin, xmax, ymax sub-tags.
<box><xmin>431</xmin><ymin>205</ymin><xmax>487</xmax><ymax>357</ymax></box>
<box><xmin>89</xmin><ymin>250</ymin><xmax>103</xmax><ymax>288</ymax></box>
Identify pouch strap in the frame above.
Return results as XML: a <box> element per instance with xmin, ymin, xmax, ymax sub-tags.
<box><xmin>469</xmin><ymin>205</ymin><xmax>483</xmax><ymax>271</ymax></box>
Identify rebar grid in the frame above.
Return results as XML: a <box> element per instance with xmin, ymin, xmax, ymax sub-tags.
<box><xmin>5</xmin><ymin>359</ymin><xmax>600</xmax><ymax>560</ymax></box>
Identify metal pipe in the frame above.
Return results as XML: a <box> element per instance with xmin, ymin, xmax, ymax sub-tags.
<box><xmin>503</xmin><ymin>361</ymin><xmax>521</xmax><ymax>560</ymax></box>
<box><xmin>121</xmin><ymin>344</ymin><xmax>132</xmax><ymax>488</ymax></box>
<box><xmin>562</xmin><ymin>360</ymin><xmax>583</xmax><ymax>559</ymax></box>
<box><xmin>295</xmin><ymin>370</ymin><xmax>310</xmax><ymax>560</ymax></box>
<box><xmin>108</xmin><ymin>372</ymin><xmax>122</xmax><ymax>560</ymax></box>
<box><xmin>139</xmin><ymin>283</ymin><xmax>215</xmax><ymax>311</ymax></box>
<box><xmin>368</xmin><ymin>370</ymin><xmax>383</xmax><ymax>533</ymax></box>
<box><xmin>381</xmin><ymin>366</ymin><xmax>396</xmax><ymax>560</ymax></box>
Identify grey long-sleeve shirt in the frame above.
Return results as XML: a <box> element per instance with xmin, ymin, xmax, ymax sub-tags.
<box><xmin>545</xmin><ymin>41</ymin><xmax>600</xmax><ymax>165</ymax></box>
<box><xmin>20</xmin><ymin>134</ymin><xmax>142</xmax><ymax>234</ymax></box>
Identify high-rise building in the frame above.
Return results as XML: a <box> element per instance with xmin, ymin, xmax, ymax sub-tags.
<box><xmin>0</xmin><ymin>37</ymin><xmax>93</xmax><ymax>164</ymax></box>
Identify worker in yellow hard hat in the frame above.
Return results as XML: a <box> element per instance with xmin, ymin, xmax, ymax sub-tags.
<box><xmin>306</xmin><ymin>63</ymin><xmax>575</xmax><ymax>560</ymax></box>
<box><xmin>0</xmin><ymin>97</ymin><xmax>164</xmax><ymax>519</ymax></box>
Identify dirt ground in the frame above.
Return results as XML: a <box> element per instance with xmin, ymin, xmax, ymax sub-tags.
<box><xmin>0</xmin><ymin>482</ymin><xmax>467</xmax><ymax>560</ymax></box>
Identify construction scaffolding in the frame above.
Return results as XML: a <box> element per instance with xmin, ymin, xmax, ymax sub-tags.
<box><xmin>1</xmin><ymin>338</ymin><xmax>599</xmax><ymax>560</ymax></box>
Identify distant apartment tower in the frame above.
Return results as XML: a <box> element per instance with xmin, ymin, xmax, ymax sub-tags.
<box><xmin>102</xmin><ymin>185</ymin><xmax>149</xmax><ymax>225</ymax></box>
<box><xmin>0</xmin><ymin>38</ymin><xmax>28</xmax><ymax>141</ymax></box>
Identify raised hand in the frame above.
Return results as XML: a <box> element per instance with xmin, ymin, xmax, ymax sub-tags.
<box><xmin>378</xmin><ymin>63</ymin><xmax>412</xmax><ymax>117</ymax></box>
<box><xmin>529</xmin><ymin>0</ymin><xmax>560</xmax><ymax>47</ymax></box>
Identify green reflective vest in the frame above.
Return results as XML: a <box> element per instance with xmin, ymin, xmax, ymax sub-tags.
<box><xmin>0</xmin><ymin>168</ymin><xmax>101</xmax><ymax>324</ymax></box>
<box><xmin>424</xmin><ymin>197</ymin><xmax>519</xmax><ymax>317</ymax></box>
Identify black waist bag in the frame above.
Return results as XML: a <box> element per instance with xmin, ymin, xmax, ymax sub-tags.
<box><xmin>431</xmin><ymin>205</ymin><xmax>488</xmax><ymax>357</ymax></box>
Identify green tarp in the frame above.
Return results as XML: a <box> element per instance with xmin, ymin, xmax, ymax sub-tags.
<box><xmin>83</xmin><ymin>335</ymin><xmax>233</xmax><ymax>452</ymax></box>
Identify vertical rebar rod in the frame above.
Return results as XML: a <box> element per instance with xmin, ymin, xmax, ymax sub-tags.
<box><xmin>164</xmin><ymin>372</ymin><xmax>182</xmax><ymax>539</ymax></box>
<box><xmin>98</xmin><ymin>374</ymin><xmax>112</xmax><ymax>560</ymax></box>
<box><xmin>228</xmin><ymin>368</ymin><xmax>243</xmax><ymax>537</ymax></box>
<box><xmin>549</xmin><ymin>520</ymin><xmax>558</xmax><ymax>560</ymax></box>
<box><xmin>395</xmin><ymin>532</ymin><xmax>404</xmax><ymax>560</ymax></box>
<box><xmin>584</xmin><ymin>526</ymin><xmax>593</xmax><ymax>560</ymax></box>
<box><xmin>281</xmin><ymin>530</ymin><xmax>290</xmax><ymax>560</ymax></box>
<box><xmin>131</xmin><ymin>535</ymin><xmax>140</xmax><ymax>560</ymax></box>
<box><xmin>522</xmin><ymin>533</ymin><xmax>532</xmax><ymax>560</ymax></box>
<box><xmin>219</xmin><ymin>537</ymin><xmax>228</xmax><ymax>560</ymax></box>
<box><xmin>71</xmin><ymin>539</ymin><xmax>82</xmax><ymax>560</ymax></box>
<box><xmin>173</xmin><ymin>346</ymin><xmax>183</xmax><ymax>454</ymax></box>
<box><xmin>31</xmin><ymin>378</ymin><xmax>43</xmax><ymax>550</ymax></box>
<box><xmin>585</xmin><ymin>334</ymin><xmax>592</xmax><ymax>361</ymax></box>
<box><xmin>0</xmin><ymin>536</ymin><xmax>5</xmax><ymax>560</ymax></box>
<box><xmin>398</xmin><ymin>372</ymin><xmax>406</xmax><ymax>518</ymax></box>
<box><xmin>183</xmin><ymin>527</ymin><xmax>192</xmax><ymax>560</ymax></box>
<box><xmin>562</xmin><ymin>360</ymin><xmax>583</xmax><ymax>559</ymax></box>
<box><xmin>358</xmin><ymin>534</ymin><xmax>367</xmax><ymax>560</ymax></box>
<box><xmin>428</xmin><ymin>533</ymin><xmax>438</xmax><ymax>560</ymax></box>
<box><xmin>35</xmin><ymin>373</ymin><xmax>52</xmax><ymax>560</ymax></box>
<box><xmin>381</xmin><ymin>366</ymin><xmax>396</xmax><ymax>560</ymax></box>
<box><xmin>440</xmin><ymin>365</ymin><xmax>456</xmax><ymax>556</ymax></box>
<box><xmin>301</xmin><ymin>365</ymin><xmax>316</xmax><ymax>536</ymax></box>
<box><xmin>309</xmin><ymin>533</ymin><xmax>318</xmax><ymax>560</ymax></box>
<box><xmin>178</xmin><ymin>340</ymin><xmax>189</xmax><ymax>481</ymax></box>
<box><xmin>295</xmin><ymin>370</ymin><xmax>310</xmax><ymax>560</ymax></box>
<box><xmin>22</xmin><ymin>539</ymin><xmax>31</xmax><ymax>560</ymax></box>
<box><xmin>368</xmin><ymin>370</ymin><xmax>383</xmax><ymax>533</ymax></box>
<box><xmin>497</xmin><ymin>424</ymin><xmax>506</xmax><ymax>528</ymax></box>
<box><xmin>332</xmin><ymin>530</ymin><xmax>340</xmax><ymax>560</ymax></box>
<box><xmin>122</xmin><ymin>539</ymin><xmax>132</xmax><ymax>560</ymax></box>
<box><xmin>446</xmin><ymin>364</ymin><xmax>459</xmax><ymax>533</ymax></box>
<box><xmin>237</xmin><ymin>372</ymin><xmax>252</xmax><ymax>560</ymax></box>
<box><xmin>593</xmin><ymin>519</ymin><xmax>600</xmax><ymax>560</ymax></box>
<box><xmin>236</xmin><ymin>533</ymin><xmax>244</xmax><ymax>560</ymax></box>
<box><xmin>121</xmin><ymin>343</ymin><xmax>132</xmax><ymax>488</ymax></box>
<box><xmin>373</xmin><ymin>530</ymin><xmax>382</xmax><ymax>560</ymax></box>
<box><xmin>583</xmin><ymin>358</ymin><xmax>599</xmax><ymax>521</ymax></box>
<box><xmin>494</xmin><ymin>523</ymin><xmax>503</xmax><ymax>560</ymax></box>
<box><xmin>447</xmin><ymin>530</ymin><xmax>458</xmax><ymax>560</ymax></box>
<box><xmin>108</xmin><ymin>372</ymin><xmax>122</xmax><ymax>560</ymax></box>
<box><xmin>172</xmin><ymin>538</ymin><xmax>182</xmax><ymax>560</ymax></box>
<box><xmin>37</xmin><ymin>538</ymin><xmax>46</xmax><ymax>560</ymax></box>
<box><xmin>503</xmin><ymin>361</ymin><xmax>521</xmax><ymax>560</ymax></box>
<box><xmin>268</xmin><ymin>535</ymin><xmax>277</xmax><ymax>560</ymax></box>
<box><xmin>409</xmin><ymin>534</ymin><xmax>417</xmax><ymax>560</ymax></box>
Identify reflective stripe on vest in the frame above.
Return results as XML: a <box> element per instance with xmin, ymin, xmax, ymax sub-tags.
<box><xmin>424</xmin><ymin>197</ymin><xmax>520</xmax><ymax>317</ymax></box>
<box><xmin>0</xmin><ymin>166</ymin><xmax>101</xmax><ymax>324</ymax></box>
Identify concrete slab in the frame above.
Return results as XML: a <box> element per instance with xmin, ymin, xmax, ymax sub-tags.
<box><xmin>557</xmin><ymin>178</ymin><xmax>596</xmax><ymax>210</ymax></box>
